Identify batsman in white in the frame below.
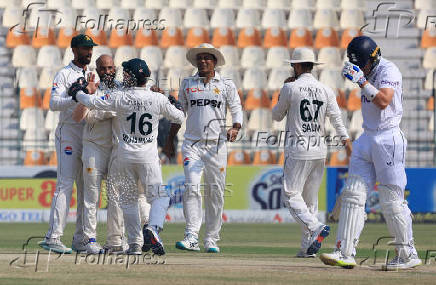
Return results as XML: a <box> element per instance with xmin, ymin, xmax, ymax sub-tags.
<box><xmin>39</xmin><ymin>34</ymin><xmax>97</xmax><ymax>254</ymax></box>
<box><xmin>272</xmin><ymin>48</ymin><xmax>351</xmax><ymax>258</ymax></box>
<box><xmin>169</xmin><ymin>43</ymin><xmax>243</xmax><ymax>253</ymax></box>
<box><xmin>320</xmin><ymin>36</ymin><xmax>422</xmax><ymax>270</ymax></box>
<box><xmin>71</xmin><ymin>58</ymin><xmax>184</xmax><ymax>255</ymax></box>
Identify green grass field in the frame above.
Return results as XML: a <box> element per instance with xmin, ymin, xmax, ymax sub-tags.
<box><xmin>1</xmin><ymin>223</ymin><xmax>436</xmax><ymax>285</ymax></box>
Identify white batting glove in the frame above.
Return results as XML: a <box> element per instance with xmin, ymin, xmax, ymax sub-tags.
<box><xmin>342</xmin><ymin>61</ymin><xmax>367</xmax><ymax>87</ymax></box>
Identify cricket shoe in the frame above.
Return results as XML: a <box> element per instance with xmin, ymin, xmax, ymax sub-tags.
<box><xmin>175</xmin><ymin>234</ymin><xmax>200</xmax><ymax>252</ymax></box>
<box><xmin>296</xmin><ymin>249</ymin><xmax>316</xmax><ymax>258</ymax></box>
<box><xmin>143</xmin><ymin>226</ymin><xmax>165</xmax><ymax>256</ymax></box>
<box><xmin>307</xmin><ymin>224</ymin><xmax>330</xmax><ymax>256</ymax></box>
<box><xmin>126</xmin><ymin>243</ymin><xmax>142</xmax><ymax>255</ymax></box>
<box><xmin>103</xmin><ymin>244</ymin><xmax>125</xmax><ymax>254</ymax></box>
<box><xmin>84</xmin><ymin>238</ymin><xmax>104</xmax><ymax>254</ymax></box>
<box><xmin>72</xmin><ymin>237</ymin><xmax>87</xmax><ymax>252</ymax></box>
<box><xmin>38</xmin><ymin>238</ymin><xmax>72</xmax><ymax>254</ymax></box>
<box><xmin>320</xmin><ymin>250</ymin><xmax>357</xmax><ymax>269</ymax></box>
<box><xmin>204</xmin><ymin>241</ymin><xmax>220</xmax><ymax>253</ymax></box>
<box><xmin>382</xmin><ymin>253</ymin><xmax>422</xmax><ymax>271</ymax></box>
<box><xmin>141</xmin><ymin>224</ymin><xmax>151</xmax><ymax>252</ymax></box>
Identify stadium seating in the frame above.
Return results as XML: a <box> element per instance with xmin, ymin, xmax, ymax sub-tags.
<box><xmin>253</xmin><ymin>150</ymin><xmax>276</xmax><ymax>165</ymax></box>
<box><xmin>228</xmin><ymin>150</ymin><xmax>251</xmax><ymax>165</ymax></box>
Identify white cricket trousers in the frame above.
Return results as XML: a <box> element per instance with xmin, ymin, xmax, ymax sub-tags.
<box><xmin>182</xmin><ymin>139</ymin><xmax>227</xmax><ymax>245</ymax></box>
<box><xmin>46</xmin><ymin>123</ymin><xmax>85</xmax><ymax>241</ymax></box>
<box><xmin>282</xmin><ymin>158</ymin><xmax>325</xmax><ymax>239</ymax></box>
<box><xmin>106</xmin><ymin>150</ymin><xmax>150</xmax><ymax>247</ymax></box>
<box><xmin>81</xmin><ymin>141</ymin><xmax>111</xmax><ymax>240</ymax></box>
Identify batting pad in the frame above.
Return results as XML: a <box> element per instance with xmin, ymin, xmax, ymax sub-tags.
<box><xmin>336</xmin><ymin>175</ymin><xmax>367</xmax><ymax>257</ymax></box>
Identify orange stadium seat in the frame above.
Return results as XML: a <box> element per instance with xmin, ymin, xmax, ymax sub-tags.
<box><xmin>340</xmin><ymin>28</ymin><xmax>362</xmax><ymax>49</ymax></box>
<box><xmin>421</xmin><ymin>30</ymin><xmax>436</xmax><ymax>48</ymax></box>
<box><xmin>32</xmin><ymin>27</ymin><xmax>56</xmax><ymax>48</ymax></box>
<box><xmin>329</xmin><ymin>150</ymin><xmax>349</xmax><ymax>166</ymax></box>
<box><xmin>263</xmin><ymin>27</ymin><xmax>287</xmax><ymax>48</ymax></box>
<box><xmin>289</xmin><ymin>28</ymin><xmax>313</xmax><ymax>48</ymax></box>
<box><xmin>427</xmin><ymin>96</ymin><xmax>434</xmax><ymax>111</ymax></box>
<box><xmin>237</xmin><ymin>27</ymin><xmax>262</xmax><ymax>48</ymax></box>
<box><xmin>134</xmin><ymin>29</ymin><xmax>159</xmax><ymax>48</ymax></box>
<box><xmin>336</xmin><ymin>90</ymin><xmax>348</xmax><ymax>109</ymax></box>
<box><xmin>6</xmin><ymin>28</ymin><xmax>31</xmax><ymax>48</ymax></box>
<box><xmin>85</xmin><ymin>29</ymin><xmax>108</xmax><ymax>46</ymax></box>
<box><xmin>57</xmin><ymin>28</ymin><xmax>79</xmax><ymax>48</ymax></box>
<box><xmin>186</xmin><ymin>27</ymin><xmax>210</xmax><ymax>48</ymax></box>
<box><xmin>277</xmin><ymin>152</ymin><xmax>285</xmax><ymax>165</ymax></box>
<box><xmin>253</xmin><ymin>150</ymin><xmax>276</xmax><ymax>165</ymax></box>
<box><xmin>48</xmin><ymin>151</ymin><xmax>57</xmax><ymax>166</ymax></box>
<box><xmin>24</xmin><ymin>151</ymin><xmax>46</xmax><ymax>166</ymax></box>
<box><xmin>244</xmin><ymin>89</ymin><xmax>270</xmax><ymax>110</ymax></box>
<box><xmin>20</xmin><ymin>88</ymin><xmax>42</xmax><ymax>109</ymax></box>
<box><xmin>347</xmin><ymin>88</ymin><xmax>361</xmax><ymax>111</ymax></box>
<box><xmin>160</xmin><ymin>27</ymin><xmax>184</xmax><ymax>48</ymax></box>
<box><xmin>42</xmin><ymin>88</ymin><xmax>51</xmax><ymax>110</ymax></box>
<box><xmin>228</xmin><ymin>150</ymin><xmax>251</xmax><ymax>165</ymax></box>
<box><xmin>109</xmin><ymin>29</ymin><xmax>134</xmax><ymax>48</ymax></box>
<box><xmin>270</xmin><ymin>90</ymin><xmax>280</xmax><ymax>108</ymax></box>
<box><xmin>212</xmin><ymin>28</ymin><xmax>236</xmax><ymax>47</ymax></box>
<box><xmin>314</xmin><ymin>28</ymin><xmax>339</xmax><ymax>48</ymax></box>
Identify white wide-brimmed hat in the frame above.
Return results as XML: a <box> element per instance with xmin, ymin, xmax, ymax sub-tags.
<box><xmin>186</xmin><ymin>43</ymin><xmax>226</xmax><ymax>67</ymax></box>
<box><xmin>286</xmin><ymin>48</ymin><xmax>322</xmax><ymax>65</ymax></box>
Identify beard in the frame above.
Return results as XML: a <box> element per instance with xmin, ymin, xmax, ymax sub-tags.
<box><xmin>77</xmin><ymin>55</ymin><xmax>91</xmax><ymax>65</ymax></box>
<box><xmin>101</xmin><ymin>73</ymin><xmax>116</xmax><ymax>88</ymax></box>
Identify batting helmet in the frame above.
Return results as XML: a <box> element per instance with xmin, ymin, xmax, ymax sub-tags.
<box><xmin>347</xmin><ymin>36</ymin><xmax>381</xmax><ymax>71</ymax></box>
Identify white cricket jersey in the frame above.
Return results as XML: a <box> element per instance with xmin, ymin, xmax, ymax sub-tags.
<box><xmin>76</xmin><ymin>87</ymin><xmax>185</xmax><ymax>163</ymax></box>
<box><xmin>178</xmin><ymin>72</ymin><xmax>243</xmax><ymax>141</ymax></box>
<box><xmin>272</xmin><ymin>73</ymin><xmax>349</xmax><ymax>160</ymax></box>
<box><xmin>82</xmin><ymin>81</ymin><xmax>121</xmax><ymax>147</ymax></box>
<box><xmin>50</xmin><ymin>61</ymin><xmax>92</xmax><ymax>126</ymax></box>
<box><xmin>362</xmin><ymin>57</ymin><xmax>403</xmax><ymax>131</ymax></box>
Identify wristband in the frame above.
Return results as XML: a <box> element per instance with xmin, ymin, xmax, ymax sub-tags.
<box><xmin>362</xmin><ymin>83</ymin><xmax>378</xmax><ymax>101</ymax></box>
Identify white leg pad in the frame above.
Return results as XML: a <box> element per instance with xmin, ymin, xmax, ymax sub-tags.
<box><xmin>336</xmin><ymin>175</ymin><xmax>367</xmax><ymax>257</ymax></box>
<box><xmin>378</xmin><ymin>184</ymin><xmax>411</xmax><ymax>258</ymax></box>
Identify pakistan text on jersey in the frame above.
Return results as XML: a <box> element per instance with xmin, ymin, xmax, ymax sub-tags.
<box><xmin>127</xmin><ymin>99</ymin><xmax>152</xmax><ymax>111</ymax></box>
<box><xmin>299</xmin><ymin>86</ymin><xmax>322</xmax><ymax>97</ymax></box>
<box><xmin>190</xmin><ymin>99</ymin><xmax>222</xmax><ymax>108</ymax></box>
<box><xmin>122</xmin><ymin>133</ymin><xmax>153</xmax><ymax>144</ymax></box>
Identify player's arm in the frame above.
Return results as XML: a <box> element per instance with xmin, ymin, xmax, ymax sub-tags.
<box><xmin>72</xmin><ymin>104</ymin><xmax>89</xmax><ymax>122</ymax></box>
<box><xmin>49</xmin><ymin>72</ymin><xmax>77</xmax><ymax>111</ymax></box>
<box><xmin>84</xmin><ymin>110</ymin><xmax>116</xmax><ymax>124</ymax></box>
<box><xmin>326</xmin><ymin>88</ymin><xmax>352</xmax><ymax>156</ymax></box>
<box><xmin>224</xmin><ymin>80</ymin><xmax>243</xmax><ymax>142</ymax></box>
<box><xmin>343</xmin><ymin>62</ymin><xmax>395</xmax><ymax>110</ymax></box>
<box><xmin>75</xmin><ymin>89</ymin><xmax>116</xmax><ymax>111</ymax></box>
<box><xmin>272</xmin><ymin>84</ymin><xmax>291</xmax><ymax>121</ymax></box>
<box><xmin>161</xmin><ymin>94</ymin><xmax>185</xmax><ymax>158</ymax></box>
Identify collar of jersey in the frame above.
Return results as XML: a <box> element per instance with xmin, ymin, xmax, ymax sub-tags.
<box><xmin>69</xmin><ymin>61</ymin><xmax>87</xmax><ymax>73</ymax></box>
<box><xmin>193</xmin><ymin>71</ymin><xmax>221</xmax><ymax>82</ymax></box>
<box><xmin>297</xmin><ymin>73</ymin><xmax>314</xmax><ymax>79</ymax></box>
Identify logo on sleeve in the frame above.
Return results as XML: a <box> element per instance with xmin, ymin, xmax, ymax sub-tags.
<box><xmin>99</xmin><ymin>94</ymin><xmax>110</xmax><ymax>100</ymax></box>
<box><xmin>64</xmin><ymin>146</ymin><xmax>73</xmax><ymax>155</ymax></box>
<box><xmin>51</xmin><ymin>83</ymin><xmax>58</xmax><ymax>91</ymax></box>
<box><xmin>183</xmin><ymin>157</ymin><xmax>190</xmax><ymax>166</ymax></box>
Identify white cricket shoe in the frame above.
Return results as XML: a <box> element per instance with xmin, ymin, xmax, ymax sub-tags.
<box><xmin>307</xmin><ymin>224</ymin><xmax>330</xmax><ymax>255</ymax></box>
<box><xmin>382</xmin><ymin>253</ymin><xmax>422</xmax><ymax>271</ymax></box>
<box><xmin>85</xmin><ymin>238</ymin><xmax>104</xmax><ymax>254</ymax></box>
<box><xmin>39</xmin><ymin>238</ymin><xmax>72</xmax><ymax>254</ymax></box>
<box><xmin>175</xmin><ymin>234</ymin><xmax>200</xmax><ymax>252</ymax></box>
<box><xmin>126</xmin><ymin>243</ymin><xmax>142</xmax><ymax>255</ymax></box>
<box><xmin>72</xmin><ymin>237</ymin><xmax>87</xmax><ymax>252</ymax></box>
<box><xmin>296</xmin><ymin>249</ymin><xmax>316</xmax><ymax>258</ymax></box>
<box><xmin>320</xmin><ymin>250</ymin><xmax>357</xmax><ymax>269</ymax></box>
<box><xmin>204</xmin><ymin>241</ymin><xmax>220</xmax><ymax>253</ymax></box>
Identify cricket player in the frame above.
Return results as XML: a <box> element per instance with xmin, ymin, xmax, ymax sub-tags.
<box><xmin>39</xmin><ymin>34</ymin><xmax>97</xmax><ymax>254</ymax></box>
<box><xmin>272</xmin><ymin>48</ymin><xmax>351</xmax><ymax>258</ymax></box>
<box><xmin>320</xmin><ymin>36</ymin><xmax>421</xmax><ymax>270</ymax></box>
<box><xmin>71</xmin><ymin>55</ymin><xmax>119</xmax><ymax>254</ymax></box>
<box><xmin>70</xmin><ymin>58</ymin><xmax>184</xmax><ymax>255</ymax></box>
<box><xmin>170</xmin><ymin>43</ymin><xmax>243</xmax><ymax>253</ymax></box>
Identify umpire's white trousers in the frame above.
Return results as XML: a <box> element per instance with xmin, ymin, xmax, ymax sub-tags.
<box><xmin>282</xmin><ymin>158</ymin><xmax>325</xmax><ymax>236</ymax></box>
<box><xmin>182</xmin><ymin>139</ymin><xmax>227</xmax><ymax>245</ymax></box>
<box><xmin>46</xmin><ymin>123</ymin><xmax>85</xmax><ymax>241</ymax></box>
<box><xmin>82</xmin><ymin>141</ymin><xmax>111</xmax><ymax>240</ymax></box>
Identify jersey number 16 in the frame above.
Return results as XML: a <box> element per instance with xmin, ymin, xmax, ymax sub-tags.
<box><xmin>126</xmin><ymin>112</ymin><xmax>153</xmax><ymax>135</ymax></box>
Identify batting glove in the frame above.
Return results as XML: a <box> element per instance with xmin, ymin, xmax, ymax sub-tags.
<box><xmin>168</xmin><ymin>95</ymin><xmax>183</xmax><ymax>111</ymax></box>
<box><xmin>342</xmin><ymin>61</ymin><xmax>367</xmax><ymax>87</ymax></box>
<box><xmin>68</xmin><ymin>77</ymin><xmax>88</xmax><ymax>102</ymax></box>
